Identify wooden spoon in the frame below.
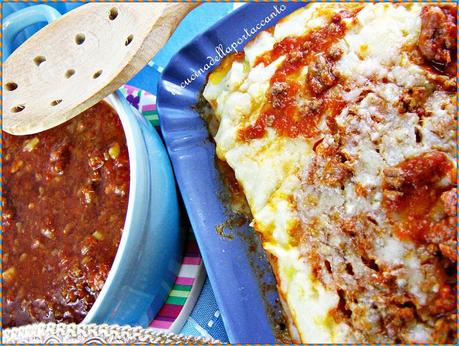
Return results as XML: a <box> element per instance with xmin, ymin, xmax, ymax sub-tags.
<box><xmin>3</xmin><ymin>3</ymin><xmax>197</xmax><ymax>135</ymax></box>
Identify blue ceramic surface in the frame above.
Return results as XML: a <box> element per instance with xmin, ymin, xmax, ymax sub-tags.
<box><xmin>157</xmin><ymin>3</ymin><xmax>305</xmax><ymax>343</ymax></box>
<box><xmin>2</xmin><ymin>4</ymin><xmax>61</xmax><ymax>60</ymax></box>
<box><xmin>4</xmin><ymin>6</ymin><xmax>182</xmax><ymax>327</ymax></box>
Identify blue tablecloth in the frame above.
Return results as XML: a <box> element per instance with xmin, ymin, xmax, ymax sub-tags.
<box><xmin>2</xmin><ymin>3</ymin><xmax>233</xmax><ymax>342</ymax></box>
<box><xmin>181</xmin><ymin>278</ymin><xmax>228</xmax><ymax>341</ymax></box>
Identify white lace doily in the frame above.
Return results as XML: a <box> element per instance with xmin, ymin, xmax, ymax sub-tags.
<box><xmin>3</xmin><ymin>323</ymin><xmax>219</xmax><ymax>344</ymax></box>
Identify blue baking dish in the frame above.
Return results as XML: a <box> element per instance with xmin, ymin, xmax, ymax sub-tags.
<box><xmin>157</xmin><ymin>3</ymin><xmax>305</xmax><ymax>343</ymax></box>
<box><xmin>3</xmin><ymin>5</ymin><xmax>182</xmax><ymax>327</ymax></box>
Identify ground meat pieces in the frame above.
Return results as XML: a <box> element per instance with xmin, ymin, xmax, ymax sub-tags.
<box><xmin>326</xmin><ymin>45</ymin><xmax>343</xmax><ymax>61</ymax></box>
<box><xmin>438</xmin><ymin>241</ymin><xmax>456</xmax><ymax>262</ymax></box>
<box><xmin>383</xmin><ymin>151</ymin><xmax>452</xmax><ymax>191</ymax></box>
<box><xmin>431</xmin><ymin>315</ymin><xmax>457</xmax><ymax>343</ymax></box>
<box><xmin>382</xmin><ymin>151</ymin><xmax>454</xmax><ymax>246</ymax></box>
<box><xmin>299</xmin><ymin>98</ymin><xmax>323</xmax><ymax>117</ymax></box>
<box><xmin>425</xmin><ymin>218</ymin><xmax>455</xmax><ymax>245</ymax></box>
<box><xmin>88</xmin><ymin>149</ymin><xmax>105</xmax><ymax>170</ymax></box>
<box><xmin>306</xmin><ymin>55</ymin><xmax>338</xmax><ymax>95</ymax></box>
<box><xmin>418</xmin><ymin>5</ymin><xmax>456</xmax><ymax>70</ymax></box>
<box><xmin>270</xmin><ymin>82</ymin><xmax>290</xmax><ymax>109</ymax></box>
<box><xmin>440</xmin><ymin>188</ymin><xmax>456</xmax><ymax>217</ymax></box>
<box><xmin>87</xmin><ymin>264</ymin><xmax>110</xmax><ymax>293</ymax></box>
<box><xmin>286</xmin><ymin>50</ymin><xmax>304</xmax><ymax>64</ymax></box>
<box><xmin>304</xmin><ymin>136</ymin><xmax>351</xmax><ymax>188</ymax></box>
<box><xmin>49</xmin><ymin>142</ymin><xmax>70</xmax><ymax>176</ymax></box>
<box><xmin>398</xmin><ymin>87</ymin><xmax>431</xmax><ymax>116</ymax></box>
<box><xmin>313</xmin><ymin>134</ymin><xmax>340</xmax><ymax>157</ymax></box>
<box><xmin>383</xmin><ymin>167</ymin><xmax>404</xmax><ymax>190</ymax></box>
<box><xmin>321</xmin><ymin>156</ymin><xmax>351</xmax><ymax>188</ymax></box>
<box><xmin>384</xmin><ymin>303</ymin><xmax>416</xmax><ymax>339</ymax></box>
<box><xmin>430</xmin><ymin>284</ymin><xmax>456</xmax><ymax>316</ymax></box>
<box><xmin>297</xmin><ymin>123</ymin><xmax>455</xmax><ymax>342</ymax></box>
<box><xmin>424</xmin><ymin>188</ymin><xmax>456</xmax><ymax>261</ymax></box>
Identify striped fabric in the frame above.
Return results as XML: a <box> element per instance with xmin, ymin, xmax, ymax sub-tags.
<box><xmin>150</xmin><ymin>239</ymin><xmax>203</xmax><ymax>330</ymax></box>
<box><xmin>120</xmin><ymin>85</ymin><xmax>159</xmax><ymax>126</ymax></box>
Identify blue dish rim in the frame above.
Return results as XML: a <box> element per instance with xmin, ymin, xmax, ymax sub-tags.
<box><xmin>157</xmin><ymin>3</ymin><xmax>305</xmax><ymax>343</ymax></box>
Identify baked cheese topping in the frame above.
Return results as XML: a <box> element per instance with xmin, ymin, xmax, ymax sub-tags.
<box><xmin>203</xmin><ymin>3</ymin><xmax>456</xmax><ymax>343</ymax></box>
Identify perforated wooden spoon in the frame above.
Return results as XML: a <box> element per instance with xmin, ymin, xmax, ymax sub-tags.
<box><xmin>3</xmin><ymin>3</ymin><xmax>197</xmax><ymax>135</ymax></box>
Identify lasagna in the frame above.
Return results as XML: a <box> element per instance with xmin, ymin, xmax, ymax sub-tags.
<box><xmin>202</xmin><ymin>3</ymin><xmax>456</xmax><ymax>343</ymax></box>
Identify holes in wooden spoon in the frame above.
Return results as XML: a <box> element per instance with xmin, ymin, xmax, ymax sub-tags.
<box><xmin>6</xmin><ymin>82</ymin><xmax>18</xmax><ymax>91</ymax></box>
<box><xmin>125</xmin><ymin>34</ymin><xmax>133</xmax><ymax>46</ymax></box>
<box><xmin>34</xmin><ymin>56</ymin><xmax>46</xmax><ymax>66</ymax></box>
<box><xmin>75</xmin><ymin>33</ymin><xmax>85</xmax><ymax>45</ymax></box>
<box><xmin>51</xmin><ymin>99</ymin><xmax>62</xmax><ymax>106</ymax></box>
<box><xmin>93</xmin><ymin>70</ymin><xmax>103</xmax><ymax>79</ymax></box>
<box><xmin>11</xmin><ymin>105</ymin><xmax>25</xmax><ymax>113</ymax></box>
<box><xmin>109</xmin><ymin>8</ymin><xmax>118</xmax><ymax>20</ymax></box>
<box><xmin>65</xmin><ymin>69</ymin><xmax>75</xmax><ymax>79</ymax></box>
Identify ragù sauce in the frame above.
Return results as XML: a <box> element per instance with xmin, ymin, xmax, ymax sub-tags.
<box><xmin>239</xmin><ymin>9</ymin><xmax>360</xmax><ymax>141</ymax></box>
<box><xmin>382</xmin><ymin>151</ymin><xmax>453</xmax><ymax>243</ymax></box>
<box><xmin>3</xmin><ymin>101</ymin><xmax>130</xmax><ymax>327</ymax></box>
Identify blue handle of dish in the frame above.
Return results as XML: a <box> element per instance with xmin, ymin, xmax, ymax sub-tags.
<box><xmin>3</xmin><ymin>5</ymin><xmax>61</xmax><ymax>60</ymax></box>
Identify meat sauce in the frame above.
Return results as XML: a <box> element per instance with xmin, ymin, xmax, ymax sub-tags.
<box><xmin>382</xmin><ymin>151</ymin><xmax>457</xmax><ymax>321</ymax></box>
<box><xmin>3</xmin><ymin>101</ymin><xmax>130</xmax><ymax>327</ymax></box>
<box><xmin>239</xmin><ymin>9</ymin><xmax>359</xmax><ymax>141</ymax></box>
<box><xmin>416</xmin><ymin>4</ymin><xmax>456</xmax><ymax>77</ymax></box>
<box><xmin>382</xmin><ymin>151</ymin><xmax>454</xmax><ymax>245</ymax></box>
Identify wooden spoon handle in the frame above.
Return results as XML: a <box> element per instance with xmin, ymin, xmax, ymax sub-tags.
<box><xmin>4</xmin><ymin>3</ymin><xmax>197</xmax><ymax>135</ymax></box>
